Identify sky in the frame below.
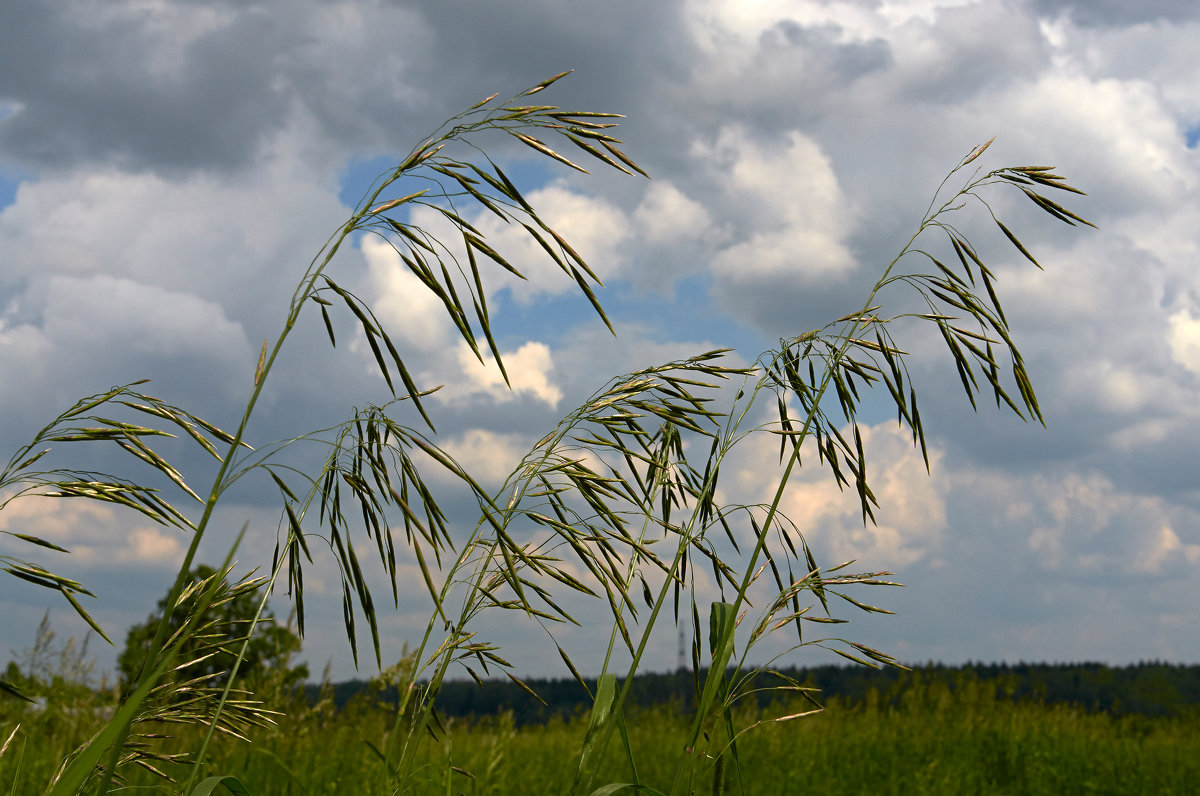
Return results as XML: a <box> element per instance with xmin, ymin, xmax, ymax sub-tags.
<box><xmin>1</xmin><ymin>0</ymin><xmax>1199</xmax><ymax>685</ymax></box>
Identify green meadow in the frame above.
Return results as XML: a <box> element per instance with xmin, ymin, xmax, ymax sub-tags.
<box><xmin>4</xmin><ymin>667</ymin><xmax>1198</xmax><ymax>795</ymax></box>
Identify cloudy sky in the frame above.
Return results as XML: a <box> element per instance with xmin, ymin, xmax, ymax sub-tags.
<box><xmin>2</xmin><ymin>0</ymin><xmax>1199</xmax><ymax>684</ymax></box>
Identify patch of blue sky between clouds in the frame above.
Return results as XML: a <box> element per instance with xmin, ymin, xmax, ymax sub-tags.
<box><xmin>0</xmin><ymin>173</ymin><xmax>19</xmax><ymax>211</ymax></box>
<box><xmin>491</xmin><ymin>272</ymin><xmax>760</xmax><ymax>351</ymax></box>
<box><xmin>337</xmin><ymin>152</ymin><xmax>557</xmax><ymax>210</ymax></box>
<box><xmin>338</xmin><ymin>153</ymin><xmax>404</xmax><ymax>208</ymax></box>
<box><xmin>0</xmin><ymin>103</ymin><xmax>24</xmax><ymax>210</ymax></box>
<box><xmin>1187</xmin><ymin>123</ymin><xmax>1200</xmax><ymax>149</ymax></box>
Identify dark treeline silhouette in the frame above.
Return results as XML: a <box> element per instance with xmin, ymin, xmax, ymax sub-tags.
<box><xmin>311</xmin><ymin>660</ymin><xmax>1200</xmax><ymax>725</ymax></box>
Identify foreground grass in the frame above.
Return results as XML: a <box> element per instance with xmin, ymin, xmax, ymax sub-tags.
<box><xmin>4</xmin><ymin>673</ymin><xmax>1199</xmax><ymax>795</ymax></box>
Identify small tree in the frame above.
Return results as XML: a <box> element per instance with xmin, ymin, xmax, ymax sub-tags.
<box><xmin>118</xmin><ymin>565</ymin><xmax>307</xmax><ymax>692</ymax></box>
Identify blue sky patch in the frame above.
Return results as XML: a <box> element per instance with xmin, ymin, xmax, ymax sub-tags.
<box><xmin>338</xmin><ymin>152</ymin><xmax>556</xmax><ymax>210</ymax></box>
<box><xmin>0</xmin><ymin>174</ymin><xmax>18</xmax><ymax>210</ymax></box>
<box><xmin>492</xmin><ymin>273</ymin><xmax>759</xmax><ymax>353</ymax></box>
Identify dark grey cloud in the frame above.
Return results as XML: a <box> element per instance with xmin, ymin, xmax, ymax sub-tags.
<box><xmin>687</xmin><ymin>20</ymin><xmax>893</xmax><ymax>133</ymax></box>
<box><xmin>0</xmin><ymin>0</ymin><xmax>694</xmax><ymax>176</ymax></box>
<box><xmin>0</xmin><ymin>1</ymin><xmax>293</xmax><ymax>172</ymax></box>
<box><xmin>415</xmin><ymin>0</ymin><xmax>695</xmax><ymax>108</ymax></box>
<box><xmin>768</xmin><ymin>19</ymin><xmax>891</xmax><ymax>75</ymax></box>
<box><xmin>1031</xmin><ymin>0</ymin><xmax>1200</xmax><ymax>27</ymax></box>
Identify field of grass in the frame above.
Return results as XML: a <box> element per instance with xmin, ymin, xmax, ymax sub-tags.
<box><xmin>4</xmin><ymin>673</ymin><xmax>1198</xmax><ymax>795</ymax></box>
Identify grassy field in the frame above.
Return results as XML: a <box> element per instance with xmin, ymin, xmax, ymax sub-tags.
<box><xmin>4</xmin><ymin>673</ymin><xmax>1198</xmax><ymax>795</ymax></box>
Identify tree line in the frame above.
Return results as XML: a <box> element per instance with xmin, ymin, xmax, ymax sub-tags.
<box><xmin>315</xmin><ymin>659</ymin><xmax>1200</xmax><ymax>725</ymax></box>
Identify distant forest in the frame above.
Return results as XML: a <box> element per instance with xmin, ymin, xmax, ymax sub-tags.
<box><xmin>313</xmin><ymin>661</ymin><xmax>1200</xmax><ymax>725</ymax></box>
